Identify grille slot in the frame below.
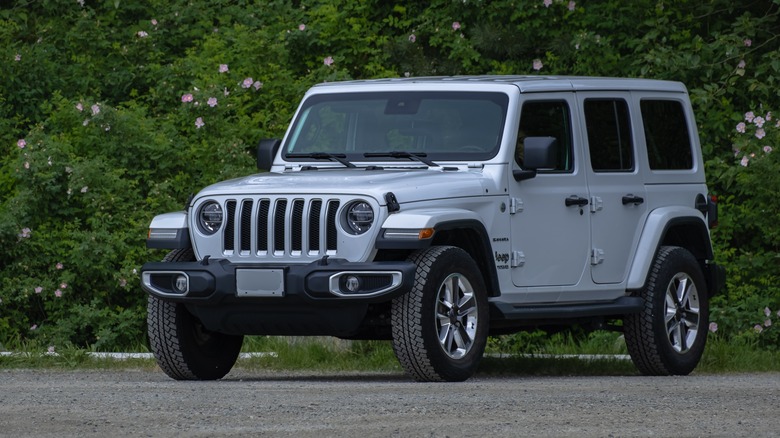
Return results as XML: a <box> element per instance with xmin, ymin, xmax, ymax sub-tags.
<box><xmin>221</xmin><ymin>197</ymin><xmax>340</xmax><ymax>258</ymax></box>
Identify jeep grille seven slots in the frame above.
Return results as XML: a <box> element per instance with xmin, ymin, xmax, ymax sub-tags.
<box><xmin>142</xmin><ymin>76</ymin><xmax>724</xmax><ymax>382</ymax></box>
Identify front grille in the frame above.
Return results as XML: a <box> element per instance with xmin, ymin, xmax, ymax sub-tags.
<box><xmin>222</xmin><ymin>197</ymin><xmax>341</xmax><ymax>258</ymax></box>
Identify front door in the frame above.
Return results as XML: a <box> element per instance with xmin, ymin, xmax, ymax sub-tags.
<box><xmin>510</xmin><ymin>96</ymin><xmax>591</xmax><ymax>291</ymax></box>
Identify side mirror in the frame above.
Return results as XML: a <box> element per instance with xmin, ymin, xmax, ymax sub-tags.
<box><xmin>513</xmin><ymin>136</ymin><xmax>558</xmax><ymax>181</ymax></box>
<box><xmin>257</xmin><ymin>138</ymin><xmax>282</xmax><ymax>171</ymax></box>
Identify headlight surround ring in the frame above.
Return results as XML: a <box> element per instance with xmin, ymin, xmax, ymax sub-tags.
<box><xmin>197</xmin><ymin>201</ymin><xmax>223</xmax><ymax>235</ymax></box>
<box><xmin>343</xmin><ymin>200</ymin><xmax>374</xmax><ymax>235</ymax></box>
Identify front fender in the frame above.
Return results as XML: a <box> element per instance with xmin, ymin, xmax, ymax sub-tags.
<box><xmin>146</xmin><ymin>211</ymin><xmax>192</xmax><ymax>249</ymax></box>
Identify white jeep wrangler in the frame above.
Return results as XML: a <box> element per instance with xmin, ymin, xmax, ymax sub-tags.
<box><xmin>142</xmin><ymin>76</ymin><xmax>724</xmax><ymax>381</ymax></box>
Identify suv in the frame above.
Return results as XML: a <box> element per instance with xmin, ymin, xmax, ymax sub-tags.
<box><xmin>141</xmin><ymin>76</ymin><xmax>724</xmax><ymax>382</ymax></box>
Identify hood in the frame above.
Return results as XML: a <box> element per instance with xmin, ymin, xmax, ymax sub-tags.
<box><xmin>195</xmin><ymin>167</ymin><xmax>497</xmax><ymax>206</ymax></box>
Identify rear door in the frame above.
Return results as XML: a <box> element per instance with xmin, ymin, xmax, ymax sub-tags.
<box><xmin>578</xmin><ymin>93</ymin><xmax>647</xmax><ymax>284</ymax></box>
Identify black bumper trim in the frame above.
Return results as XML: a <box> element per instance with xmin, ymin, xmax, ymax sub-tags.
<box><xmin>141</xmin><ymin>257</ymin><xmax>416</xmax><ymax>304</ymax></box>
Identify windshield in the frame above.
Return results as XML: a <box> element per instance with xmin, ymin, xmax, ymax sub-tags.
<box><xmin>284</xmin><ymin>91</ymin><xmax>508</xmax><ymax>162</ymax></box>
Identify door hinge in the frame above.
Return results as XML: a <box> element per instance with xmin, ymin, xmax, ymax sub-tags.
<box><xmin>591</xmin><ymin>248</ymin><xmax>604</xmax><ymax>265</ymax></box>
<box><xmin>510</xmin><ymin>197</ymin><xmax>523</xmax><ymax>214</ymax></box>
<box><xmin>590</xmin><ymin>196</ymin><xmax>603</xmax><ymax>213</ymax></box>
<box><xmin>511</xmin><ymin>251</ymin><xmax>525</xmax><ymax>267</ymax></box>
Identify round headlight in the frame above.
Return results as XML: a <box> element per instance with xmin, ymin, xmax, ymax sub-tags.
<box><xmin>345</xmin><ymin>201</ymin><xmax>374</xmax><ymax>235</ymax></box>
<box><xmin>198</xmin><ymin>201</ymin><xmax>223</xmax><ymax>235</ymax></box>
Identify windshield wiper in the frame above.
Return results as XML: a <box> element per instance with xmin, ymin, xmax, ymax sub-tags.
<box><xmin>286</xmin><ymin>153</ymin><xmax>356</xmax><ymax>168</ymax></box>
<box><xmin>363</xmin><ymin>151</ymin><xmax>439</xmax><ymax>167</ymax></box>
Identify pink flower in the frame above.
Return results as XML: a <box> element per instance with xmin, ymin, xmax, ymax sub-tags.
<box><xmin>543</xmin><ymin>0</ymin><xmax>552</xmax><ymax>7</ymax></box>
<box><xmin>755</xmin><ymin>128</ymin><xmax>766</xmax><ymax>139</ymax></box>
<box><xmin>744</xmin><ymin>38</ymin><xmax>752</xmax><ymax>47</ymax></box>
<box><xmin>30</xmin><ymin>324</ymin><xmax>37</xmax><ymax>331</ymax></box>
<box><xmin>56</xmin><ymin>262</ymin><xmax>63</xmax><ymax>270</ymax></box>
<box><xmin>24</xmin><ymin>162</ymin><xmax>30</xmax><ymax>169</ymax></box>
<box><xmin>137</xmin><ymin>30</ymin><xmax>148</xmax><ymax>38</ymax></box>
<box><xmin>754</xmin><ymin>116</ymin><xmax>765</xmax><ymax>128</ymax></box>
<box><xmin>765</xmin><ymin>112</ymin><xmax>772</xmax><ymax>121</ymax></box>
<box><xmin>408</xmin><ymin>34</ymin><xmax>416</xmax><ymax>43</ymax></box>
<box><xmin>76</xmin><ymin>102</ymin><xmax>84</xmax><ymax>112</ymax></box>
<box><xmin>80</xmin><ymin>186</ymin><xmax>88</xmax><ymax>193</ymax></box>
<box><xmin>740</xmin><ymin>156</ymin><xmax>749</xmax><ymax>167</ymax></box>
<box><xmin>736</xmin><ymin>122</ymin><xmax>746</xmax><ymax>133</ymax></box>
<box><xmin>91</xmin><ymin>104</ymin><xmax>100</xmax><ymax>115</ymax></box>
<box><xmin>242</xmin><ymin>77</ymin><xmax>253</xmax><ymax>88</ymax></box>
<box><xmin>253</xmin><ymin>81</ymin><xmax>263</xmax><ymax>91</ymax></box>
<box><xmin>19</xmin><ymin>227</ymin><xmax>31</xmax><ymax>238</ymax></box>
<box><xmin>219</xmin><ymin>64</ymin><xmax>229</xmax><ymax>73</ymax></box>
<box><xmin>151</xmin><ymin>19</ymin><xmax>158</xmax><ymax>26</ymax></box>
<box><xmin>34</xmin><ymin>287</ymin><xmax>43</xmax><ymax>294</ymax></box>
<box><xmin>181</xmin><ymin>93</ymin><xmax>193</xmax><ymax>103</ymax></box>
<box><xmin>452</xmin><ymin>21</ymin><xmax>461</xmax><ymax>31</ymax></box>
<box><xmin>60</xmin><ymin>283</ymin><xmax>67</xmax><ymax>289</ymax></box>
<box><xmin>754</xmin><ymin>324</ymin><xmax>763</xmax><ymax>333</ymax></box>
<box><xmin>532</xmin><ymin>59</ymin><xmax>543</xmax><ymax>71</ymax></box>
<box><xmin>298</xmin><ymin>24</ymin><xmax>306</xmax><ymax>31</ymax></box>
<box><xmin>54</xmin><ymin>289</ymin><xmax>62</xmax><ymax>298</ymax></box>
<box><xmin>195</xmin><ymin>117</ymin><xmax>205</xmax><ymax>129</ymax></box>
<box><xmin>708</xmin><ymin>322</ymin><xmax>718</xmax><ymax>333</ymax></box>
<box><xmin>47</xmin><ymin>346</ymin><xmax>55</xmax><ymax>353</ymax></box>
<box><xmin>765</xmin><ymin>307</ymin><xmax>772</xmax><ymax>317</ymax></box>
<box><xmin>745</xmin><ymin>111</ymin><xmax>755</xmax><ymax>122</ymax></box>
<box><xmin>15</xmin><ymin>53</ymin><xmax>21</xmax><ymax>61</ymax></box>
<box><xmin>568</xmin><ymin>1</ymin><xmax>576</xmax><ymax>11</ymax></box>
<box><xmin>323</xmin><ymin>56</ymin><xmax>334</xmax><ymax>66</ymax></box>
<box><xmin>207</xmin><ymin>97</ymin><xmax>218</xmax><ymax>107</ymax></box>
<box><xmin>17</xmin><ymin>139</ymin><xmax>26</xmax><ymax>149</ymax></box>
<box><xmin>737</xmin><ymin>60</ymin><xmax>746</xmax><ymax>69</ymax></box>
<box><xmin>764</xmin><ymin>146</ymin><xmax>773</xmax><ymax>154</ymax></box>
<box><xmin>765</xmin><ymin>319</ymin><xmax>773</xmax><ymax>327</ymax></box>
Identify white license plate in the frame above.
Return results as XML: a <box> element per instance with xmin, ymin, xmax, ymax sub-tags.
<box><xmin>236</xmin><ymin>269</ymin><xmax>284</xmax><ymax>297</ymax></box>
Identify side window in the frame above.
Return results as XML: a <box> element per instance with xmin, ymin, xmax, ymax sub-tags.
<box><xmin>516</xmin><ymin>100</ymin><xmax>573</xmax><ymax>172</ymax></box>
<box><xmin>640</xmin><ymin>100</ymin><xmax>693</xmax><ymax>170</ymax></box>
<box><xmin>584</xmin><ymin>99</ymin><xmax>633</xmax><ymax>172</ymax></box>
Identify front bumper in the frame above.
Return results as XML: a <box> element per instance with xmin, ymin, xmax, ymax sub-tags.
<box><xmin>141</xmin><ymin>257</ymin><xmax>416</xmax><ymax>305</ymax></box>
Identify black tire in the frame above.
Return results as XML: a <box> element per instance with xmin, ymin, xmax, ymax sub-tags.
<box><xmin>147</xmin><ymin>248</ymin><xmax>243</xmax><ymax>380</ymax></box>
<box><xmin>391</xmin><ymin>246</ymin><xmax>489</xmax><ymax>382</ymax></box>
<box><xmin>624</xmin><ymin>246</ymin><xmax>709</xmax><ymax>376</ymax></box>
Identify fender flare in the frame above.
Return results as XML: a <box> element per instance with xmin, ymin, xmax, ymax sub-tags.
<box><xmin>626</xmin><ymin>207</ymin><xmax>712</xmax><ymax>290</ymax></box>
<box><xmin>146</xmin><ymin>211</ymin><xmax>192</xmax><ymax>249</ymax></box>
<box><xmin>376</xmin><ymin>208</ymin><xmax>500</xmax><ymax>296</ymax></box>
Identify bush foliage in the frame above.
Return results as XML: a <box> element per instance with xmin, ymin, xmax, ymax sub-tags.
<box><xmin>1</xmin><ymin>0</ymin><xmax>779</xmax><ymax>350</ymax></box>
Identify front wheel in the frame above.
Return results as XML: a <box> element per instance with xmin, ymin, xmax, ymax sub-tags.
<box><xmin>624</xmin><ymin>246</ymin><xmax>709</xmax><ymax>375</ymax></box>
<box><xmin>147</xmin><ymin>248</ymin><xmax>243</xmax><ymax>380</ymax></box>
<box><xmin>391</xmin><ymin>246</ymin><xmax>489</xmax><ymax>382</ymax></box>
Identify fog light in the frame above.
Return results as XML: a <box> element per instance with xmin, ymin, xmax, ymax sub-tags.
<box><xmin>173</xmin><ymin>274</ymin><xmax>188</xmax><ymax>294</ymax></box>
<box><xmin>345</xmin><ymin>275</ymin><xmax>361</xmax><ymax>293</ymax></box>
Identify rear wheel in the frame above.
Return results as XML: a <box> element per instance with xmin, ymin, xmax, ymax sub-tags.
<box><xmin>147</xmin><ymin>248</ymin><xmax>243</xmax><ymax>380</ymax></box>
<box><xmin>624</xmin><ymin>246</ymin><xmax>709</xmax><ymax>375</ymax></box>
<box><xmin>391</xmin><ymin>246</ymin><xmax>488</xmax><ymax>382</ymax></box>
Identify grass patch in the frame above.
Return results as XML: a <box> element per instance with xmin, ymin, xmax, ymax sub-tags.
<box><xmin>2</xmin><ymin>332</ymin><xmax>778</xmax><ymax>375</ymax></box>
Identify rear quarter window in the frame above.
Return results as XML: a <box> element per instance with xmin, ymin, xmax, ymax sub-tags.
<box><xmin>640</xmin><ymin>100</ymin><xmax>694</xmax><ymax>170</ymax></box>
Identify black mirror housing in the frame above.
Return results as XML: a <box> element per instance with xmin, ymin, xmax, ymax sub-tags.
<box><xmin>513</xmin><ymin>136</ymin><xmax>557</xmax><ymax>182</ymax></box>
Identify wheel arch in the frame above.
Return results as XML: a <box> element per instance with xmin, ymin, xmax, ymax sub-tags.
<box><xmin>377</xmin><ymin>209</ymin><xmax>500</xmax><ymax>297</ymax></box>
<box><xmin>627</xmin><ymin>207</ymin><xmax>714</xmax><ymax>292</ymax></box>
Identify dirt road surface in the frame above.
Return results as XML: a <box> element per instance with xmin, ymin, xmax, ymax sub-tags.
<box><xmin>1</xmin><ymin>369</ymin><xmax>778</xmax><ymax>437</ymax></box>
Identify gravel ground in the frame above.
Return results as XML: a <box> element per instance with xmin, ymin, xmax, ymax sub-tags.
<box><xmin>1</xmin><ymin>368</ymin><xmax>778</xmax><ymax>437</ymax></box>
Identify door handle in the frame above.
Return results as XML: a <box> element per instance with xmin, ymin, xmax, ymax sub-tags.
<box><xmin>565</xmin><ymin>195</ymin><xmax>589</xmax><ymax>207</ymax></box>
<box><xmin>622</xmin><ymin>194</ymin><xmax>644</xmax><ymax>205</ymax></box>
